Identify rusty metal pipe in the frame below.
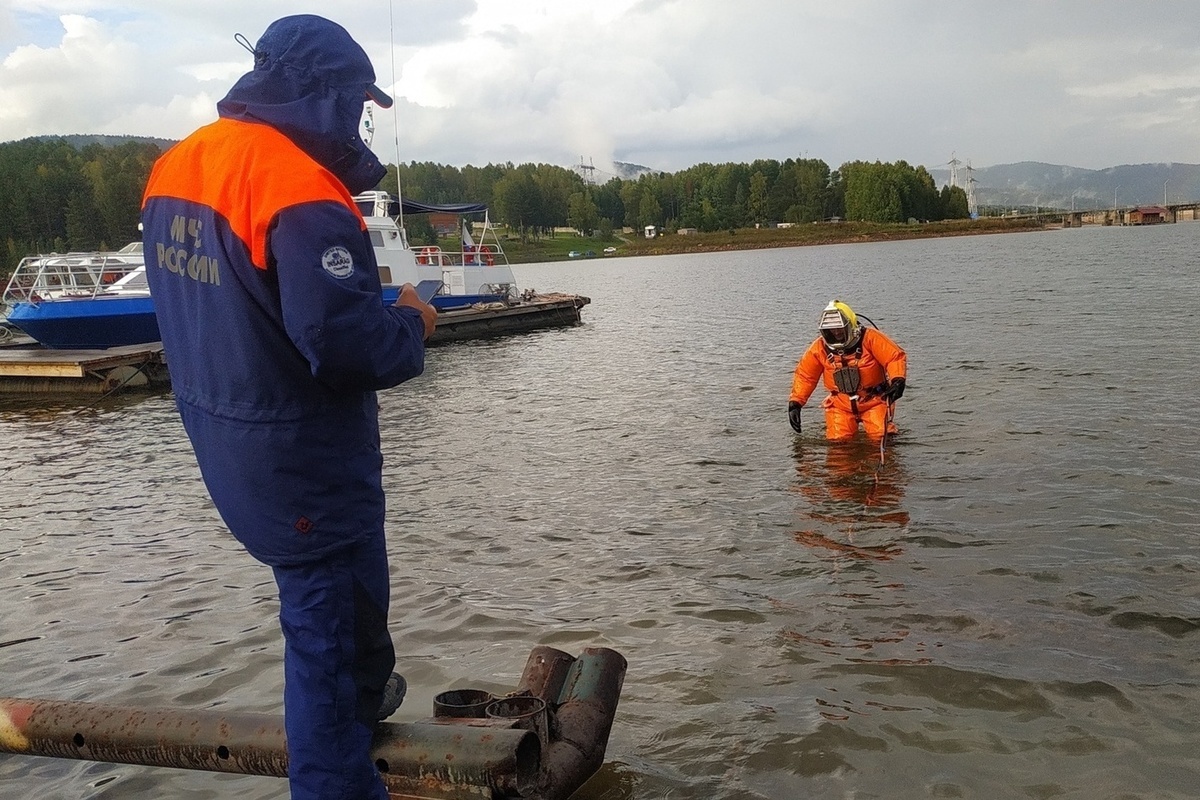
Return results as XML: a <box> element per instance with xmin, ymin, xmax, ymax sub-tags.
<box><xmin>0</xmin><ymin>697</ymin><xmax>538</xmax><ymax>799</ymax></box>
<box><xmin>0</xmin><ymin>644</ymin><xmax>626</xmax><ymax>800</ymax></box>
<box><xmin>480</xmin><ymin>645</ymin><xmax>628</xmax><ymax>799</ymax></box>
<box><xmin>538</xmin><ymin>647</ymin><xmax>628</xmax><ymax>800</ymax></box>
<box><xmin>375</xmin><ymin>719</ymin><xmax>539</xmax><ymax>799</ymax></box>
<box><xmin>516</xmin><ymin>645</ymin><xmax>577</xmax><ymax>703</ymax></box>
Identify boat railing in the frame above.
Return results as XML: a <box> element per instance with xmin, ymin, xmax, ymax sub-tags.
<box><xmin>3</xmin><ymin>245</ymin><xmax>145</xmax><ymax>305</ymax></box>
<box><xmin>353</xmin><ymin>190</ymin><xmax>511</xmax><ymax>269</ymax></box>
<box><xmin>412</xmin><ymin>243</ymin><xmax>509</xmax><ymax>270</ymax></box>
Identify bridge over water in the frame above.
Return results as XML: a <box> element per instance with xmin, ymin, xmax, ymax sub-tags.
<box><xmin>1016</xmin><ymin>202</ymin><xmax>1200</xmax><ymax>227</ymax></box>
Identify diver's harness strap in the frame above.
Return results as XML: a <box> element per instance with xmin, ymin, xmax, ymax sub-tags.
<box><xmin>826</xmin><ymin>344</ymin><xmax>887</xmax><ymax>417</ymax></box>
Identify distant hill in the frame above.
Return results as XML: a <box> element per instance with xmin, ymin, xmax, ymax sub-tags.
<box><xmin>612</xmin><ymin>160</ymin><xmax>657</xmax><ymax>180</ymax></box>
<box><xmin>28</xmin><ymin>133</ymin><xmax>178</xmax><ymax>151</ymax></box>
<box><xmin>929</xmin><ymin>160</ymin><xmax>1199</xmax><ymax>210</ymax></box>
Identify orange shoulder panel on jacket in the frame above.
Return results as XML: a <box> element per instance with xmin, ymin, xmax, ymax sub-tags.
<box><xmin>142</xmin><ymin>118</ymin><xmax>363</xmax><ymax>269</ymax></box>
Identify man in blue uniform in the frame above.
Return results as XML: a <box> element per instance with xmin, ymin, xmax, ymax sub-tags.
<box><xmin>141</xmin><ymin>15</ymin><xmax>437</xmax><ymax>800</ymax></box>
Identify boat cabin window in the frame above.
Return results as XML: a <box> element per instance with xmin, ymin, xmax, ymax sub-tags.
<box><xmin>378</xmin><ymin>266</ymin><xmax>392</xmax><ymax>283</ymax></box>
<box><xmin>368</xmin><ymin>230</ymin><xmax>385</xmax><ymax>248</ymax></box>
<box><xmin>115</xmin><ymin>271</ymin><xmax>149</xmax><ymax>290</ymax></box>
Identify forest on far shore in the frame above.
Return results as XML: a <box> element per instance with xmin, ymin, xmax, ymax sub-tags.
<box><xmin>0</xmin><ymin>135</ymin><xmax>970</xmax><ymax>278</ymax></box>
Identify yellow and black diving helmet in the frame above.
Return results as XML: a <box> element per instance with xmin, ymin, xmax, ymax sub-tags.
<box><xmin>818</xmin><ymin>300</ymin><xmax>863</xmax><ymax>353</ymax></box>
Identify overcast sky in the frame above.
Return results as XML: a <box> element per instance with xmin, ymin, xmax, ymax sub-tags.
<box><xmin>2</xmin><ymin>1</ymin><xmax>1198</xmax><ymax>180</ymax></box>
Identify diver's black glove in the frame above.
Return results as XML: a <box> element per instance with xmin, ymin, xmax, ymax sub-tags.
<box><xmin>787</xmin><ymin>401</ymin><xmax>803</xmax><ymax>433</ymax></box>
<box><xmin>886</xmin><ymin>377</ymin><xmax>906</xmax><ymax>402</ymax></box>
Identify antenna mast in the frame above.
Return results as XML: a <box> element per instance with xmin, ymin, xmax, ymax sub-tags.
<box><xmin>387</xmin><ymin>0</ymin><xmax>404</xmax><ymax>226</ymax></box>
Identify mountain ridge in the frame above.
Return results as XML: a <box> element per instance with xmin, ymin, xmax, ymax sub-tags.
<box><xmin>930</xmin><ymin>160</ymin><xmax>1197</xmax><ymax>209</ymax></box>
<box><xmin>28</xmin><ymin>133</ymin><xmax>178</xmax><ymax>152</ymax></box>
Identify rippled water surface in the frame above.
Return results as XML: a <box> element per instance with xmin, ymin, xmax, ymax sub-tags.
<box><xmin>3</xmin><ymin>224</ymin><xmax>1199</xmax><ymax>799</ymax></box>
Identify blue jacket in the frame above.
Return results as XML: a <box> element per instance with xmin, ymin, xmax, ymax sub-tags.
<box><xmin>142</xmin><ymin>71</ymin><xmax>424</xmax><ymax>566</ymax></box>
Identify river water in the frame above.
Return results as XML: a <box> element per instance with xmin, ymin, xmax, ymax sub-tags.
<box><xmin>2</xmin><ymin>223</ymin><xmax>1198</xmax><ymax>799</ymax></box>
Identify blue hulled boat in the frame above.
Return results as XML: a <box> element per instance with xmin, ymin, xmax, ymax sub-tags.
<box><xmin>2</xmin><ymin>243</ymin><xmax>156</xmax><ymax>349</ymax></box>
<box><xmin>3</xmin><ymin>194</ymin><xmax>520</xmax><ymax>349</ymax></box>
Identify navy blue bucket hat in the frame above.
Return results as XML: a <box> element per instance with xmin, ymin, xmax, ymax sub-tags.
<box><xmin>249</xmin><ymin>14</ymin><xmax>392</xmax><ymax>108</ymax></box>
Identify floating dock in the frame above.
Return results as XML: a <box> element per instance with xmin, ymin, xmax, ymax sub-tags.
<box><xmin>0</xmin><ymin>293</ymin><xmax>590</xmax><ymax>396</ymax></box>
<box><xmin>431</xmin><ymin>293</ymin><xmax>590</xmax><ymax>344</ymax></box>
<box><xmin>0</xmin><ymin>341</ymin><xmax>168</xmax><ymax>395</ymax></box>
<box><xmin>0</xmin><ymin>645</ymin><xmax>626</xmax><ymax>800</ymax></box>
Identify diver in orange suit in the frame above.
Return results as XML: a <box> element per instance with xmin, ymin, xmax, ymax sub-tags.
<box><xmin>789</xmin><ymin>300</ymin><xmax>907</xmax><ymax>440</ymax></box>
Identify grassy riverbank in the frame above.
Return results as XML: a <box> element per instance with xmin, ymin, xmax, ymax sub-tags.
<box><xmin>498</xmin><ymin>216</ymin><xmax>1050</xmax><ymax>264</ymax></box>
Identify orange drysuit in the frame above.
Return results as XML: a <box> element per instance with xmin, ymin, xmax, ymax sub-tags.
<box><xmin>790</xmin><ymin>328</ymin><xmax>907</xmax><ymax>440</ymax></box>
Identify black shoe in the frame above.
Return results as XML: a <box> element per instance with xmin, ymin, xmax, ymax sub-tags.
<box><xmin>377</xmin><ymin>673</ymin><xmax>407</xmax><ymax>721</ymax></box>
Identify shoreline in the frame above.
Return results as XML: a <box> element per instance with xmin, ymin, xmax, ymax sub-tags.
<box><xmin>507</xmin><ymin>217</ymin><xmax>1054</xmax><ymax>263</ymax></box>
<box><xmin>630</xmin><ymin>220</ymin><xmax>1054</xmax><ymax>257</ymax></box>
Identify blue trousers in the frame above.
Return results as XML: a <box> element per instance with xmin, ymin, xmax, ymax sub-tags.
<box><xmin>272</xmin><ymin>536</ymin><xmax>395</xmax><ymax>800</ymax></box>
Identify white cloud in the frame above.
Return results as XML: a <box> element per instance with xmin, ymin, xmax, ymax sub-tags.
<box><xmin>1068</xmin><ymin>71</ymin><xmax>1200</xmax><ymax>101</ymax></box>
<box><xmin>1</xmin><ymin>15</ymin><xmax>144</xmax><ymax>136</ymax></box>
<box><xmin>4</xmin><ymin>2</ymin><xmax>1200</xmax><ymax>172</ymax></box>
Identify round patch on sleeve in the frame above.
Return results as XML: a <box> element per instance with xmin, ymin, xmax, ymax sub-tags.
<box><xmin>321</xmin><ymin>246</ymin><xmax>355</xmax><ymax>279</ymax></box>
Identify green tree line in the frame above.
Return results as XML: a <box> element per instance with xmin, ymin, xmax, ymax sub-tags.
<box><xmin>1</xmin><ymin>137</ymin><xmax>969</xmax><ymax>274</ymax></box>
<box><xmin>1</xmin><ymin>137</ymin><xmax>161</xmax><ymax>269</ymax></box>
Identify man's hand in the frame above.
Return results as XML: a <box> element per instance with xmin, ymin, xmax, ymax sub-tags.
<box><xmin>394</xmin><ymin>283</ymin><xmax>437</xmax><ymax>340</ymax></box>
<box><xmin>886</xmin><ymin>377</ymin><xmax>906</xmax><ymax>402</ymax></box>
<box><xmin>787</xmin><ymin>401</ymin><xmax>803</xmax><ymax>433</ymax></box>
